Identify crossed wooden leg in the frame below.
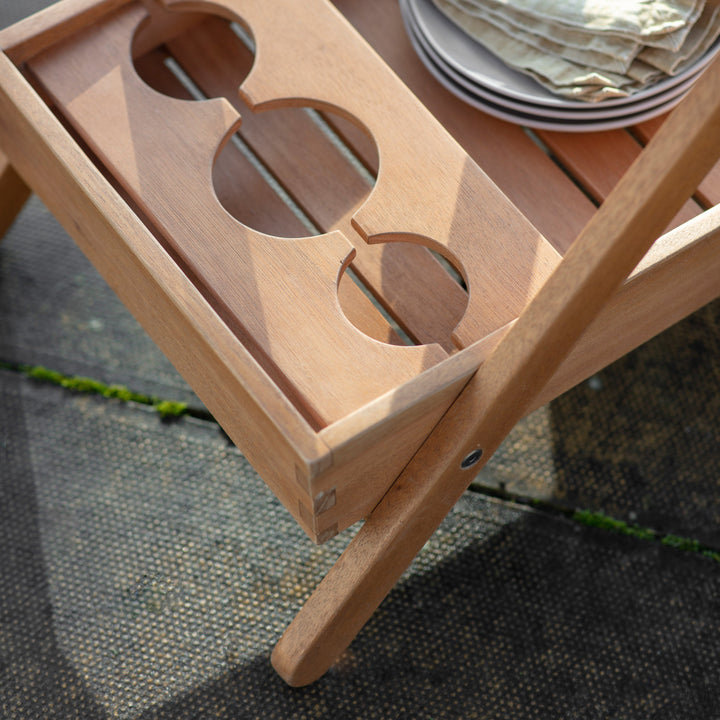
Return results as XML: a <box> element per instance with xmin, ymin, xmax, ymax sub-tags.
<box><xmin>272</xmin><ymin>58</ymin><xmax>720</xmax><ymax>686</ymax></box>
<box><xmin>0</xmin><ymin>151</ymin><xmax>30</xmax><ymax>241</ymax></box>
<box><xmin>272</xmin><ymin>367</ymin><xmax>501</xmax><ymax>686</ymax></box>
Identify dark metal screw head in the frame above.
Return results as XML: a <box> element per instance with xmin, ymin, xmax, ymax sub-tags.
<box><xmin>461</xmin><ymin>448</ymin><xmax>483</xmax><ymax>469</ymax></box>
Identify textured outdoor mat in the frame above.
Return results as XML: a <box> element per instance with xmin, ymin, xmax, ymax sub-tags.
<box><xmin>0</xmin><ymin>198</ymin><xmax>200</xmax><ymax>407</ymax></box>
<box><xmin>2</xmin><ymin>369</ymin><xmax>720</xmax><ymax>720</ymax></box>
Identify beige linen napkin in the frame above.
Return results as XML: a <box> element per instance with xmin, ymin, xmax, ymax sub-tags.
<box><xmin>451</xmin><ymin>0</ymin><xmax>642</xmax><ymax>69</ymax></box>
<box><xmin>640</xmin><ymin>0</ymin><xmax>720</xmax><ymax>72</ymax></box>
<box><xmin>455</xmin><ymin>0</ymin><xmax>704</xmax><ymax>49</ymax></box>
<box><xmin>450</xmin><ymin>0</ymin><xmax>639</xmax><ymax>74</ymax></box>
<box><xmin>432</xmin><ymin>0</ymin><xmax>720</xmax><ymax>101</ymax></box>
<box><xmin>433</xmin><ymin>0</ymin><xmax>662</xmax><ymax>100</ymax></box>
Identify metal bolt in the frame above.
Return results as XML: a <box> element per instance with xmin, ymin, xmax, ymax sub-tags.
<box><xmin>461</xmin><ymin>448</ymin><xmax>483</xmax><ymax>469</ymax></box>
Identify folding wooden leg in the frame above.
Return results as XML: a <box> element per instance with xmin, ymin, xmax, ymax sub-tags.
<box><xmin>272</xmin><ymin>368</ymin><xmax>500</xmax><ymax>686</ymax></box>
<box><xmin>0</xmin><ymin>151</ymin><xmax>30</xmax><ymax>241</ymax></box>
<box><xmin>272</xmin><ymin>56</ymin><xmax>720</xmax><ymax>686</ymax></box>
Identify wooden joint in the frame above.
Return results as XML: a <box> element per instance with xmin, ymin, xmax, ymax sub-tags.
<box><xmin>316</xmin><ymin>523</ymin><xmax>339</xmax><ymax>545</ymax></box>
<box><xmin>313</xmin><ymin>488</ymin><xmax>337</xmax><ymax>516</ymax></box>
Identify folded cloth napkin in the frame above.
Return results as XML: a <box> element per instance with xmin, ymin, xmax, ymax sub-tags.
<box><xmin>640</xmin><ymin>0</ymin><xmax>720</xmax><ymax>72</ymax></box>
<box><xmin>451</xmin><ymin>0</ymin><xmax>640</xmax><ymax>74</ymax></box>
<box><xmin>455</xmin><ymin>0</ymin><xmax>703</xmax><ymax>47</ymax></box>
<box><xmin>432</xmin><ymin>0</ymin><xmax>720</xmax><ymax>101</ymax></box>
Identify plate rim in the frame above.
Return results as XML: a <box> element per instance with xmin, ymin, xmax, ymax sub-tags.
<box><xmin>403</xmin><ymin>1</ymin><xmax>701</xmax><ymax>120</ymax></box>
<box><xmin>401</xmin><ymin>5</ymin><xmax>687</xmax><ymax>132</ymax></box>
<box><xmin>407</xmin><ymin>0</ymin><xmax>720</xmax><ymax>110</ymax></box>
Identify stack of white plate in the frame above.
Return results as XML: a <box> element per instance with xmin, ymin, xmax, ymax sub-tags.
<box><xmin>400</xmin><ymin>0</ymin><xmax>720</xmax><ymax>131</ymax></box>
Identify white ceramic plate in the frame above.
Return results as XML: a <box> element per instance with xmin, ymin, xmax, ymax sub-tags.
<box><xmin>406</xmin><ymin>0</ymin><xmax>720</xmax><ymax>111</ymax></box>
<box><xmin>402</xmin><ymin>0</ymin><xmax>701</xmax><ymax>121</ymax></box>
<box><xmin>401</xmin><ymin>2</ymin><xmax>687</xmax><ymax>131</ymax></box>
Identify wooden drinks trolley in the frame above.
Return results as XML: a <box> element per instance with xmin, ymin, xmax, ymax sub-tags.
<box><xmin>1</xmin><ymin>0</ymin><xmax>719</xmax><ymax>686</ymax></box>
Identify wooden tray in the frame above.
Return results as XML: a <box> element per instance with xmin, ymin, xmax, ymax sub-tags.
<box><xmin>0</xmin><ymin>0</ymin><xmax>717</xmax><ymax>549</ymax></box>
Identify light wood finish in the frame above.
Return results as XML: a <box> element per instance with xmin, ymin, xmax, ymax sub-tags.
<box><xmin>133</xmin><ymin>46</ymin><xmax>404</xmax><ymax>347</ymax></box>
<box><xmin>0</xmin><ymin>151</ymin><xmax>30</xmax><ymax>240</ymax></box>
<box><xmin>272</xmin><ymin>55</ymin><xmax>720</xmax><ymax>685</ymax></box>
<box><xmin>1</xmin><ymin>0</ymin><xmax>719</xmax><ymax>685</ymax></box>
<box><xmin>0</xmin><ymin>48</ymin><xmax>334</xmax><ymax>539</ymax></box>
<box><xmin>28</xmin><ymin>3</ymin><xmax>452</xmax><ymax>427</ymax></box>
<box><xmin>160</xmin><ymin>0</ymin><xmax>561</xmax><ymax>348</ymax></box>
<box><xmin>165</xmin><ymin>16</ymin><xmax>467</xmax><ymax>350</ymax></box>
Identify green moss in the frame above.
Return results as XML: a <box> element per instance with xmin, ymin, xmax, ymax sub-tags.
<box><xmin>627</xmin><ymin>526</ymin><xmax>656</xmax><ymax>542</ymax></box>
<box><xmin>153</xmin><ymin>400</ymin><xmax>189</xmax><ymax>419</ymax></box>
<box><xmin>19</xmin><ymin>363</ymin><xmax>187</xmax><ymax>419</ymax></box>
<box><xmin>25</xmin><ymin>365</ymin><xmax>65</xmax><ymax>385</ymax></box>
<box><xmin>104</xmin><ymin>384</ymin><xmax>144</xmax><ymax>403</ymax></box>
<box><xmin>62</xmin><ymin>375</ymin><xmax>108</xmax><ymax>395</ymax></box>
<box><xmin>661</xmin><ymin>535</ymin><xmax>701</xmax><ymax>553</ymax></box>
<box><xmin>573</xmin><ymin>508</ymin><xmax>720</xmax><ymax>564</ymax></box>
<box><xmin>572</xmin><ymin>509</ymin><xmax>656</xmax><ymax>542</ymax></box>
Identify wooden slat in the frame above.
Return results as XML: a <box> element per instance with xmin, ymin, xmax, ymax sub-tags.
<box><xmin>0</xmin><ymin>150</ymin><xmax>31</xmax><ymax>240</ymax></box>
<box><xmin>537</xmin><ymin>129</ymin><xmax>642</xmax><ymax>203</ymax></box>
<box><xmin>537</xmin><ymin>126</ymin><xmax>700</xmax><ymax>228</ymax></box>
<box><xmin>28</xmin><ymin>3</ymin><xmax>449</xmax><ymax>426</ymax></box>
